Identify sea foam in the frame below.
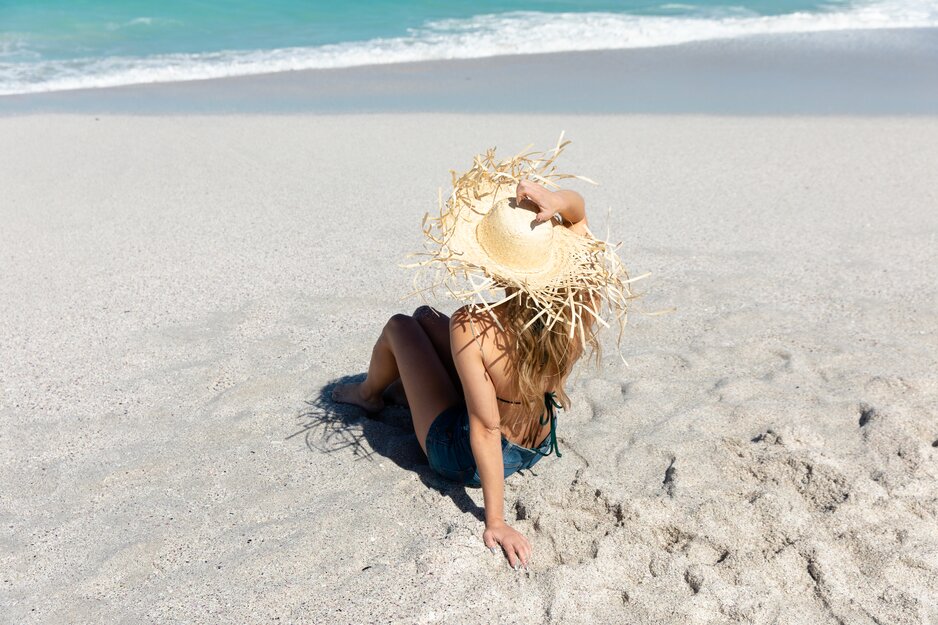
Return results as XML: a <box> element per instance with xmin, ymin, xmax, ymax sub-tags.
<box><xmin>1</xmin><ymin>0</ymin><xmax>936</xmax><ymax>95</ymax></box>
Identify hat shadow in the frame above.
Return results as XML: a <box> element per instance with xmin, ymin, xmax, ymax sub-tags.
<box><xmin>290</xmin><ymin>374</ymin><xmax>485</xmax><ymax>522</ymax></box>
<box><xmin>507</xmin><ymin>197</ymin><xmax>542</xmax><ymax>228</ymax></box>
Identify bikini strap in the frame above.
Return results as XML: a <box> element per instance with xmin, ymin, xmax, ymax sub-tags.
<box><xmin>471</xmin><ymin>309</ymin><xmax>561</xmax><ymax>457</ymax></box>
<box><xmin>496</xmin><ymin>396</ymin><xmax>522</xmax><ymax>405</ymax></box>
<box><xmin>535</xmin><ymin>392</ymin><xmax>563</xmax><ymax>458</ymax></box>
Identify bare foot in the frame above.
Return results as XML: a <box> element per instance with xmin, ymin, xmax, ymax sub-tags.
<box><xmin>383</xmin><ymin>379</ymin><xmax>410</xmax><ymax>408</ymax></box>
<box><xmin>332</xmin><ymin>382</ymin><xmax>385</xmax><ymax>413</ymax></box>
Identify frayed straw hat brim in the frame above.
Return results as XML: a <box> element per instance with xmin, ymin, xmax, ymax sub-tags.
<box><xmin>409</xmin><ymin>134</ymin><xmax>633</xmax><ymax>346</ymax></box>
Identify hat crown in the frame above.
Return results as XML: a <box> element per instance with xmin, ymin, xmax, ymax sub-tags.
<box><xmin>476</xmin><ymin>198</ymin><xmax>554</xmax><ymax>272</ymax></box>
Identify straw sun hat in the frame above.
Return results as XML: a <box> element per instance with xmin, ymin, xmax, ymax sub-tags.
<box><xmin>444</xmin><ymin>187</ymin><xmax>595</xmax><ymax>291</ymax></box>
<box><xmin>413</xmin><ymin>135</ymin><xmax>633</xmax><ymax>344</ymax></box>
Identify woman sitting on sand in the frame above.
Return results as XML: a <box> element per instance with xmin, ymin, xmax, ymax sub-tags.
<box><xmin>333</xmin><ymin>140</ymin><xmax>629</xmax><ymax>571</ymax></box>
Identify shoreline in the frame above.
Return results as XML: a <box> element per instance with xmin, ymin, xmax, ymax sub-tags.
<box><xmin>2</xmin><ymin>27</ymin><xmax>938</xmax><ymax>115</ymax></box>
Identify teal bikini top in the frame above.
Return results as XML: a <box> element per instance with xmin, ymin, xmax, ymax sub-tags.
<box><xmin>496</xmin><ymin>391</ymin><xmax>563</xmax><ymax>458</ymax></box>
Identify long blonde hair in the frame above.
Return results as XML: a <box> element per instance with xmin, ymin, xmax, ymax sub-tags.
<box><xmin>490</xmin><ymin>289</ymin><xmax>600</xmax><ymax>439</ymax></box>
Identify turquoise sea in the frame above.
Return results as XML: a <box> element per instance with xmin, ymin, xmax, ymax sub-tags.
<box><xmin>1</xmin><ymin>0</ymin><xmax>936</xmax><ymax>95</ymax></box>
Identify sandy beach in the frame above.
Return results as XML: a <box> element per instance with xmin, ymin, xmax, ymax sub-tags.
<box><xmin>1</xmin><ymin>111</ymin><xmax>936</xmax><ymax>623</ymax></box>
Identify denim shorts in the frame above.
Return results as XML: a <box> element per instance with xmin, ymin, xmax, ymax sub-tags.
<box><xmin>425</xmin><ymin>403</ymin><xmax>551</xmax><ymax>487</ymax></box>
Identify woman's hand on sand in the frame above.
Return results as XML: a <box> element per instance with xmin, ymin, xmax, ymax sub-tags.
<box><xmin>515</xmin><ymin>179</ymin><xmax>561</xmax><ymax>223</ymax></box>
<box><xmin>484</xmin><ymin>522</ymin><xmax>531</xmax><ymax>570</ymax></box>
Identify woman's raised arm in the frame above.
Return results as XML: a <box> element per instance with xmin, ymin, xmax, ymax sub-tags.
<box><xmin>450</xmin><ymin>307</ymin><xmax>532</xmax><ymax>570</ymax></box>
<box><xmin>516</xmin><ymin>179</ymin><xmax>588</xmax><ymax>234</ymax></box>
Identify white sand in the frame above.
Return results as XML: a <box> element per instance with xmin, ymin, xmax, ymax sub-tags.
<box><xmin>1</xmin><ymin>114</ymin><xmax>937</xmax><ymax>624</ymax></box>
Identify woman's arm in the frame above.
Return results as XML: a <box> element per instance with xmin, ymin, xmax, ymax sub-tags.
<box><xmin>450</xmin><ymin>307</ymin><xmax>532</xmax><ymax>570</ymax></box>
<box><xmin>516</xmin><ymin>179</ymin><xmax>588</xmax><ymax>235</ymax></box>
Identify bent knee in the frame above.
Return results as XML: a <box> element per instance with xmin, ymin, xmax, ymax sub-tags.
<box><xmin>385</xmin><ymin>313</ymin><xmax>417</xmax><ymax>334</ymax></box>
<box><xmin>412</xmin><ymin>305</ymin><xmax>439</xmax><ymax>322</ymax></box>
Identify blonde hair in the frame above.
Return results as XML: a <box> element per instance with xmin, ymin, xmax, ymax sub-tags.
<box><xmin>484</xmin><ymin>289</ymin><xmax>600</xmax><ymax>445</ymax></box>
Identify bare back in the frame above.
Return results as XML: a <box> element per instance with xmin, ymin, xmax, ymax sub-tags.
<box><xmin>452</xmin><ymin>304</ymin><xmax>575</xmax><ymax>448</ymax></box>
<box><xmin>449</xmin><ymin>198</ymin><xmax>593</xmax><ymax>448</ymax></box>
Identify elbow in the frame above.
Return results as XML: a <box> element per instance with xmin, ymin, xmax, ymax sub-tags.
<box><xmin>481</xmin><ymin>424</ymin><xmax>501</xmax><ymax>437</ymax></box>
<box><xmin>469</xmin><ymin>420</ymin><xmax>501</xmax><ymax>440</ymax></box>
<box><xmin>561</xmin><ymin>189</ymin><xmax>585</xmax><ymax>210</ymax></box>
<box><xmin>469</xmin><ymin>423</ymin><xmax>503</xmax><ymax>457</ymax></box>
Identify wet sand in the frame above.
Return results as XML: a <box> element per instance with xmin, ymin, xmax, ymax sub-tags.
<box><xmin>3</xmin><ymin>27</ymin><xmax>938</xmax><ymax>115</ymax></box>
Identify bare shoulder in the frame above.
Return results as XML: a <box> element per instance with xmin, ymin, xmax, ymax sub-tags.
<box><xmin>451</xmin><ymin>305</ymin><xmax>490</xmax><ymax>343</ymax></box>
<box><xmin>449</xmin><ymin>305</ymin><xmax>474</xmax><ymax>328</ymax></box>
<box><xmin>449</xmin><ymin>305</ymin><xmax>473</xmax><ymax>340</ymax></box>
<box><xmin>451</xmin><ymin>304</ymin><xmax>509</xmax><ymax>357</ymax></box>
<box><xmin>449</xmin><ymin>306</ymin><xmax>493</xmax><ymax>392</ymax></box>
<box><xmin>449</xmin><ymin>305</ymin><xmax>480</xmax><ymax>354</ymax></box>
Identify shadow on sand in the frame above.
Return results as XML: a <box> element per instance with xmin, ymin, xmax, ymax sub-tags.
<box><xmin>289</xmin><ymin>373</ymin><xmax>485</xmax><ymax>522</ymax></box>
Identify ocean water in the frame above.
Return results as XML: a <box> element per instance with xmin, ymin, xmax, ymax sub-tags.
<box><xmin>1</xmin><ymin>0</ymin><xmax>937</xmax><ymax>95</ymax></box>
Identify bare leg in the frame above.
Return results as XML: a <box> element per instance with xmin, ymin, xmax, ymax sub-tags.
<box><xmin>413</xmin><ymin>306</ymin><xmax>459</xmax><ymax>387</ymax></box>
<box><xmin>333</xmin><ymin>313</ymin><xmax>461</xmax><ymax>454</ymax></box>
<box><xmin>383</xmin><ymin>379</ymin><xmax>409</xmax><ymax>407</ymax></box>
<box><xmin>331</xmin><ymin>319</ymin><xmax>399</xmax><ymax>413</ymax></box>
<box><xmin>382</xmin><ymin>306</ymin><xmax>460</xmax><ymax>407</ymax></box>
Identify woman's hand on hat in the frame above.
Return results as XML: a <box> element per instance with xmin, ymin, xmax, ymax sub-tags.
<box><xmin>516</xmin><ymin>179</ymin><xmax>561</xmax><ymax>223</ymax></box>
<box><xmin>483</xmin><ymin>521</ymin><xmax>532</xmax><ymax>571</ymax></box>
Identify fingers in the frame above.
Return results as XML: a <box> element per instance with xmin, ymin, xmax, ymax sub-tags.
<box><xmin>483</xmin><ymin>529</ymin><xmax>498</xmax><ymax>553</ymax></box>
<box><xmin>506</xmin><ymin>538</ymin><xmax>532</xmax><ymax>571</ymax></box>
<box><xmin>517</xmin><ymin>537</ymin><xmax>531</xmax><ymax>569</ymax></box>
<box><xmin>483</xmin><ymin>527</ymin><xmax>533</xmax><ymax>570</ymax></box>
<box><xmin>517</xmin><ymin>180</ymin><xmax>557</xmax><ymax>223</ymax></box>
<box><xmin>508</xmin><ymin>548</ymin><xmax>521</xmax><ymax>570</ymax></box>
<box><xmin>507</xmin><ymin>545</ymin><xmax>529</xmax><ymax>570</ymax></box>
<box><xmin>516</xmin><ymin>180</ymin><xmax>540</xmax><ymax>209</ymax></box>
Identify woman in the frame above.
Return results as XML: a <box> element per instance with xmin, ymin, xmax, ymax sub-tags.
<box><xmin>333</xmin><ymin>141</ymin><xmax>629</xmax><ymax>572</ymax></box>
